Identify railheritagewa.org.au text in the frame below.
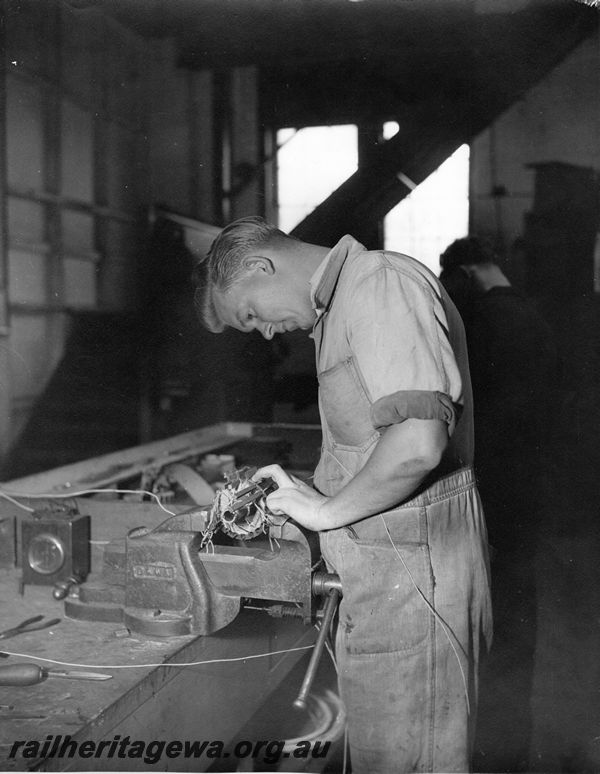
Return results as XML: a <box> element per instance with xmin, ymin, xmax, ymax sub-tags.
<box><xmin>8</xmin><ymin>734</ymin><xmax>331</xmax><ymax>766</ymax></box>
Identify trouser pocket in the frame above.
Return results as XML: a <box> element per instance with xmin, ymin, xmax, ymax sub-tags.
<box><xmin>337</xmin><ymin>531</ymin><xmax>434</xmax><ymax>655</ymax></box>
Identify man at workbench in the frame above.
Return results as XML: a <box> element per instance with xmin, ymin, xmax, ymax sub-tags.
<box><xmin>193</xmin><ymin>217</ymin><xmax>492</xmax><ymax>774</ymax></box>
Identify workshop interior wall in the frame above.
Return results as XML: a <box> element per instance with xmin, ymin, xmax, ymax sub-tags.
<box><xmin>469</xmin><ymin>32</ymin><xmax>600</xmax><ymax>263</ymax></box>
<box><xmin>145</xmin><ymin>39</ymin><xmax>217</xmax><ymax>225</ymax></box>
<box><xmin>0</xmin><ymin>0</ymin><xmax>225</xmax><ymax>471</ymax></box>
<box><xmin>1</xmin><ymin>0</ymin><xmax>281</xmax><ymax>474</ymax></box>
<box><xmin>4</xmin><ymin>2</ymin><xmax>145</xmax><ymax>455</ymax></box>
<box><xmin>469</xmin><ymin>31</ymin><xmax>600</xmax><ymax>388</ymax></box>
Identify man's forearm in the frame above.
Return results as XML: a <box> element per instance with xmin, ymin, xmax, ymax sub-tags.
<box><xmin>317</xmin><ymin>419</ymin><xmax>447</xmax><ymax>530</ymax></box>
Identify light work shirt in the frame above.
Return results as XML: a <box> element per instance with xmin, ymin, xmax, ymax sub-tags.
<box><xmin>309</xmin><ymin>235</ymin><xmax>474</xmax><ymax>497</ymax></box>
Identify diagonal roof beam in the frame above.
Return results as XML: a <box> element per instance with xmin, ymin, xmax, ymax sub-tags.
<box><xmin>291</xmin><ymin>6</ymin><xmax>597</xmax><ymax>247</ymax></box>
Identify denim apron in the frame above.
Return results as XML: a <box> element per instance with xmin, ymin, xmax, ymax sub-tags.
<box><xmin>312</xmin><ymin>249</ymin><xmax>492</xmax><ymax>773</ymax></box>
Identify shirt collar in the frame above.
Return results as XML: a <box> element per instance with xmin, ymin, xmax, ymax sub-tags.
<box><xmin>309</xmin><ymin>235</ymin><xmax>366</xmax><ymax>314</ymax></box>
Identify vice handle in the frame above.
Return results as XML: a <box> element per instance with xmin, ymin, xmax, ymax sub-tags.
<box><xmin>294</xmin><ymin>587</ymin><xmax>340</xmax><ymax>711</ymax></box>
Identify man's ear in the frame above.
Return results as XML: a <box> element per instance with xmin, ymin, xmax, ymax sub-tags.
<box><xmin>243</xmin><ymin>256</ymin><xmax>275</xmax><ymax>275</ymax></box>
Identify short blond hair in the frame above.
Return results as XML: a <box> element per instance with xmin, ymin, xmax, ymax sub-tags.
<box><xmin>192</xmin><ymin>216</ymin><xmax>288</xmax><ymax>333</ymax></box>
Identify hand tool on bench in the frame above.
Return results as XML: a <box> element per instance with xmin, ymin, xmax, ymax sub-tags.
<box><xmin>0</xmin><ymin>663</ymin><xmax>112</xmax><ymax>685</ymax></box>
<box><xmin>0</xmin><ymin>615</ymin><xmax>61</xmax><ymax>658</ymax></box>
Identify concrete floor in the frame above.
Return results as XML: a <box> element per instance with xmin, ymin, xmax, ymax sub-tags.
<box><xmin>207</xmin><ymin>651</ymin><xmax>345</xmax><ymax>773</ymax></box>
<box><xmin>527</xmin><ymin>385</ymin><xmax>600</xmax><ymax>773</ymax></box>
<box><xmin>473</xmin><ymin>376</ymin><xmax>600</xmax><ymax>773</ymax></box>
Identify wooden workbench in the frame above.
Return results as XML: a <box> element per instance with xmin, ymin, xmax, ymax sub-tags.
<box><xmin>0</xmin><ymin>570</ymin><xmax>315</xmax><ymax>772</ymax></box>
<box><xmin>0</xmin><ymin>422</ymin><xmax>324</xmax><ymax>771</ymax></box>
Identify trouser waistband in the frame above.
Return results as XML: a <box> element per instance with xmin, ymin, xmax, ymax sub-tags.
<box><xmin>399</xmin><ymin>465</ymin><xmax>476</xmax><ymax>509</ymax></box>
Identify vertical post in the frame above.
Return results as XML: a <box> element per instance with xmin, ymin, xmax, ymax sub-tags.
<box><xmin>45</xmin><ymin>2</ymin><xmax>65</xmax><ymax>363</ymax></box>
<box><xmin>188</xmin><ymin>69</ymin><xmax>216</xmax><ymax>224</ymax></box>
<box><xmin>263</xmin><ymin>125</ymin><xmax>279</xmax><ymax>225</ymax></box>
<box><xmin>229</xmin><ymin>66</ymin><xmax>263</xmax><ymax>220</ymax></box>
<box><xmin>92</xmin><ymin>11</ymin><xmax>109</xmax><ymax>310</ymax></box>
<box><xmin>357</xmin><ymin>122</ymin><xmax>385</xmax><ymax>249</ymax></box>
<box><xmin>0</xmin><ymin>1</ymin><xmax>12</xmax><ymax>462</ymax></box>
<box><xmin>212</xmin><ymin>70</ymin><xmax>231</xmax><ymax>226</ymax></box>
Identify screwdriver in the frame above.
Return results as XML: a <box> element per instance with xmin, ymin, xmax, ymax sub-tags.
<box><xmin>0</xmin><ymin>663</ymin><xmax>112</xmax><ymax>686</ymax></box>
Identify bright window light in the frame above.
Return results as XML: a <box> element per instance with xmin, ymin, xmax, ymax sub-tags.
<box><xmin>383</xmin><ymin>121</ymin><xmax>400</xmax><ymax>139</ymax></box>
<box><xmin>384</xmin><ymin>144</ymin><xmax>470</xmax><ymax>275</ymax></box>
<box><xmin>276</xmin><ymin>125</ymin><xmax>358</xmax><ymax>233</ymax></box>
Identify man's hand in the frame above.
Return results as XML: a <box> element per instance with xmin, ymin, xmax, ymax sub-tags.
<box><xmin>252</xmin><ymin>465</ymin><xmax>329</xmax><ymax>532</ymax></box>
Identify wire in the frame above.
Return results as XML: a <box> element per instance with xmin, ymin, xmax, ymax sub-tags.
<box><xmin>380</xmin><ymin>514</ymin><xmax>471</xmax><ymax>716</ymax></box>
<box><xmin>324</xmin><ymin>640</ymin><xmax>337</xmax><ymax>677</ymax></box>
<box><xmin>0</xmin><ymin>490</ymin><xmax>35</xmax><ymax>512</ymax></box>
<box><xmin>0</xmin><ymin>488</ymin><xmax>177</xmax><ymax>517</ymax></box>
<box><xmin>0</xmin><ymin>644</ymin><xmax>314</xmax><ymax>671</ymax></box>
<box><xmin>342</xmin><ymin>725</ymin><xmax>348</xmax><ymax>774</ymax></box>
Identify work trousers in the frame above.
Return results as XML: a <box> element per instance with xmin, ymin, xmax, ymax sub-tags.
<box><xmin>319</xmin><ymin>467</ymin><xmax>492</xmax><ymax>774</ymax></box>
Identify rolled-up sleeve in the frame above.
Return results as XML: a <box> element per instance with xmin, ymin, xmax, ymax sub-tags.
<box><xmin>346</xmin><ymin>265</ymin><xmax>464</xmax><ymax>435</ymax></box>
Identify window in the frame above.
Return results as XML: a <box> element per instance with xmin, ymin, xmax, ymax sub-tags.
<box><xmin>384</xmin><ymin>143</ymin><xmax>470</xmax><ymax>275</ymax></box>
<box><xmin>276</xmin><ymin>125</ymin><xmax>358</xmax><ymax>232</ymax></box>
<box><xmin>276</xmin><ymin>122</ymin><xmax>469</xmax><ymax>279</ymax></box>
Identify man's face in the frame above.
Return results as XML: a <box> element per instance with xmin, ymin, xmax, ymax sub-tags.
<box><xmin>212</xmin><ymin>265</ymin><xmax>316</xmax><ymax>340</ymax></box>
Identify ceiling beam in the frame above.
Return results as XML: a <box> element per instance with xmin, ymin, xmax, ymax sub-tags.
<box><xmin>290</xmin><ymin>6</ymin><xmax>598</xmax><ymax>247</ymax></box>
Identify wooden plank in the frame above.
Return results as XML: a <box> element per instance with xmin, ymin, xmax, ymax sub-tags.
<box><xmin>9</xmin><ymin>303</ymin><xmax>67</xmax><ymax>315</ymax></box>
<box><xmin>8</xmin><ymin>246</ymin><xmax>48</xmax><ymax>305</ymax></box>
<box><xmin>5</xmin><ymin>76</ymin><xmax>45</xmax><ymax>192</ymax></box>
<box><xmin>61</xmin><ymin>100</ymin><xmax>94</xmax><ymax>203</ymax></box>
<box><xmin>0</xmin><ymin>422</ymin><xmax>254</xmax><ymax>495</ymax></box>
<box><xmin>8</xmin><ymin>239</ymin><xmax>51</xmax><ymax>254</ymax></box>
<box><xmin>7</xmin><ymin>185</ymin><xmax>138</xmax><ymax>224</ymax></box>
<box><xmin>8</xmin><ymin>197</ymin><xmax>45</xmax><ymax>246</ymax></box>
<box><xmin>0</xmin><ymin>2</ymin><xmax>12</xmax><ymax>461</ymax></box>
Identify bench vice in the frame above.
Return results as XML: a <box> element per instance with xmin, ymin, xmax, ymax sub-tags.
<box><xmin>64</xmin><ymin>468</ymin><xmax>340</xmax><ymax>639</ymax></box>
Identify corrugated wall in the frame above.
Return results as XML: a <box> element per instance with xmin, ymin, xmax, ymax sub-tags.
<box><xmin>0</xmin><ymin>0</ymin><xmax>227</xmax><ymax>465</ymax></box>
<box><xmin>4</xmin><ymin>2</ymin><xmax>145</xmax><ymax>454</ymax></box>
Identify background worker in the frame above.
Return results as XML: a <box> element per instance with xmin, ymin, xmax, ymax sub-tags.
<box><xmin>194</xmin><ymin>217</ymin><xmax>492</xmax><ymax>774</ymax></box>
<box><xmin>439</xmin><ymin>236</ymin><xmax>558</xmax><ymax>772</ymax></box>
